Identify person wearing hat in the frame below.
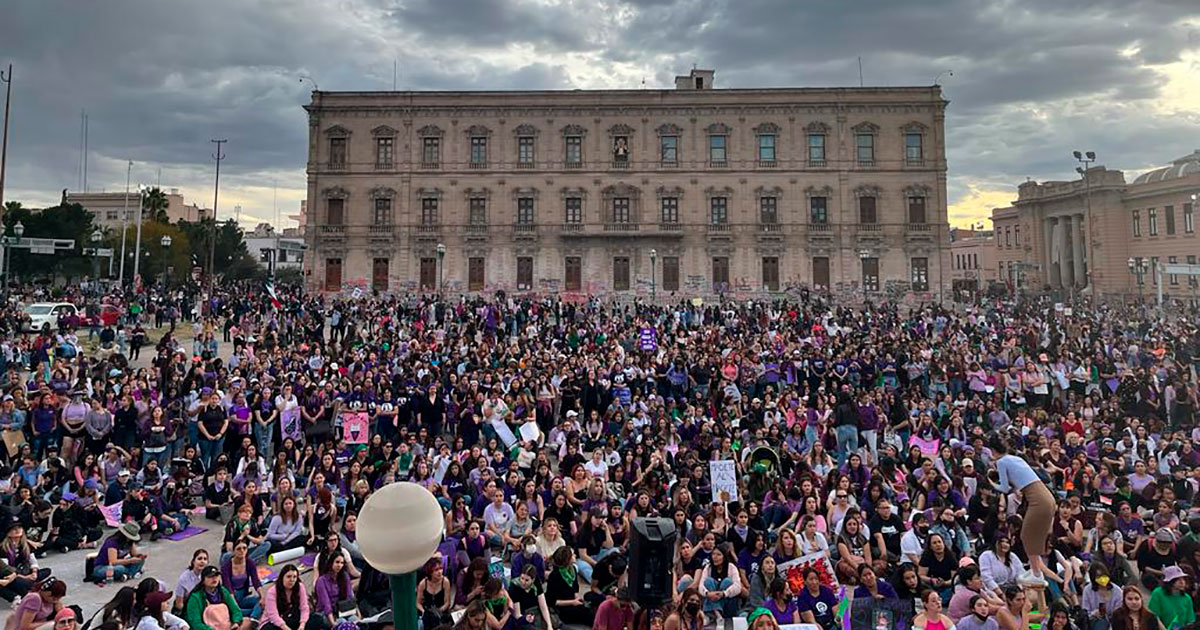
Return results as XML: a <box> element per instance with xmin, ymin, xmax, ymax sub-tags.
<box><xmin>135</xmin><ymin>589</ymin><xmax>187</xmax><ymax>630</ymax></box>
<box><xmin>1148</xmin><ymin>565</ymin><xmax>1195</xmax><ymax>630</ymax></box>
<box><xmin>43</xmin><ymin>491</ymin><xmax>102</xmax><ymax>554</ymax></box>
<box><xmin>184</xmin><ymin>565</ymin><xmax>246</xmax><ymax>630</ymax></box>
<box><xmin>1139</xmin><ymin>529</ymin><xmax>1178</xmax><ymax>588</ymax></box>
<box><xmin>92</xmin><ymin>521</ymin><xmax>147</xmax><ymax>584</ymax></box>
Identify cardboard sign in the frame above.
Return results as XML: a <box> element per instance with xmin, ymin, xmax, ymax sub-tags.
<box><xmin>779</xmin><ymin>551</ymin><xmax>840</xmax><ymax>591</ymax></box>
<box><xmin>491</xmin><ymin>418</ymin><xmax>518</xmax><ymax>448</ymax></box>
<box><xmin>99</xmin><ymin>501</ymin><xmax>124</xmax><ymax>528</ymax></box>
<box><xmin>519</xmin><ymin>421</ymin><xmax>540</xmax><ymax>443</ymax></box>
<box><xmin>280</xmin><ymin>407</ymin><xmax>303</xmax><ymax>442</ymax></box>
<box><xmin>342</xmin><ymin>411</ymin><xmax>369</xmax><ymax>444</ymax></box>
<box><xmin>709</xmin><ymin>459</ymin><xmax>739</xmax><ymax>503</ymax></box>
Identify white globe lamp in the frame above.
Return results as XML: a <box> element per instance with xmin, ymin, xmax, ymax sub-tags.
<box><xmin>356</xmin><ymin>482</ymin><xmax>445</xmax><ymax>630</ymax></box>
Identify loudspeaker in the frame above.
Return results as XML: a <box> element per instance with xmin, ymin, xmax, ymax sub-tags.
<box><xmin>628</xmin><ymin>517</ymin><xmax>677</xmax><ymax>609</ymax></box>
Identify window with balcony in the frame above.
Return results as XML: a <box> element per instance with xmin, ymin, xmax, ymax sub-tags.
<box><xmin>757</xmin><ymin>134</ymin><xmax>776</xmax><ymax>163</ymax></box>
<box><xmin>373</xmin><ymin>198</ymin><xmax>392</xmax><ymax>225</ymax></box>
<box><xmin>1165</xmin><ymin>205</ymin><xmax>1176</xmax><ymax>235</ymax></box>
<box><xmin>565</xmin><ymin>136</ymin><xmax>583</xmax><ymax>165</ymax></box>
<box><xmin>517</xmin><ymin>198</ymin><xmax>535</xmax><ymax>225</ymax></box>
<box><xmin>1132</xmin><ymin>209</ymin><xmax>1141</xmax><ymax>237</ymax></box>
<box><xmin>329</xmin><ymin>137</ymin><xmax>347</xmax><ymax>168</ymax></box>
<box><xmin>420</xmin><ymin>198</ymin><xmax>438</xmax><ymax>226</ymax></box>
<box><xmin>327</xmin><ymin>198</ymin><xmax>344</xmax><ymax>226</ymax></box>
<box><xmin>469</xmin><ymin>198</ymin><xmax>487</xmax><ymax>226</ymax></box>
<box><xmin>518</xmin><ymin>136</ymin><xmax>535</xmax><ymax>166</ymax></box>
<box><xmin>807</xmin><ymin>134</ymin><xmax>826</xmax><ymax>164</ymax></box>
<box><xmin>862</xmin><ymin>257</ymin><xmax>880</xmax><ymax>291</ymax></box>
<box><xmin>908</xmin><ymin>196</ymin><xmax>927</xmax><ymax>224</ymax></box>
<box><xmin>375</xmin><ymin>137</ymin><xmax>394</xmax><ymax>168</ymax></box>
<box><xmin>612</xmin><ymin>136</ymin><xmax>629</xmax><ymax>165</ymax></box>
<box><xmin>469</xmin><ymin>137</ymin><xmax>488</xmax><ymax>166</ymax></box>
<box><xmin>710</xmin><ymin>197</ymin><xmax>728</xmax><ymax>224</ymax></box>
<box><xmin>660</xmin><ymin>136</ymin><xmax>678</xmax><ymax>164</ymax></box>
<box><xmin>905</xmin><ymin>133</ymin><xmax>923</xmax><ymax>164</ymax></box>
<box><xmin>661</xmin><ymin>197</ymin><xmax>679</xmax><ymax>224</ymax></box>
<box><xmin>856</xmin><ymin>133</ymin><xmax>875</xmax><ymax>165</ymax></box>
<box><xmin>912</xmin><ymin>257</ymin><xmax>929</xmax><ymax>292</ymax></box>
<box><xmin>421</xmin><ymin>137</ymin><xmax>440</xmax><ymax>165</ymax></box>
<box><xmin>612</xmin><ymin>197</ymin><xmax>631</xmax><ymax>224</ymax></box>
<box><xmin>1185</xmin><ymin>202</ymin><xmax>1195</xmax><ymax>233</ymax></box>
<box><xmin>810</xmin><ymin>197</ymin><xmax>828</xmax><ymax>224</ymax></box>
<box><xmin>859</xmin><ymin>196</ymin><xmax>877</xmax><ymax>224</ymax></box>
<box><xmin>709</xmin><ymin>135</ymin><xmax>727</xmax><ymax>165</ymax></box>
<box><xmin>759</xmin><ymin>196</ymin><xmax>778</xmax><ymax>224</ymax></box>
<box><xmin>1149</xmin><ymin>208</ymin><xmax>1158</xmax><ymax>235</ymax></box>
<box><xmin>565</xmin><ymin>197</ymin><xmax>582</xmax><ymax>224</ymax></box>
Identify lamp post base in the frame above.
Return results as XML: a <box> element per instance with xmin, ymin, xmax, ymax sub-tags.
<box><xmin>389</xmin><ymin>571</ymin><xmax>419</xmax><ymax>630</ymax></box>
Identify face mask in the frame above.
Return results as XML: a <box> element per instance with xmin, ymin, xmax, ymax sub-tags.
<box><xmin>685</xmin><ymin>602</ymin><xmax>701</xmax><ymax>616</ymax></box>
<box><xmin>524</xmin><ymin>545</ymin><xmax>536</xmax><ymax>556</ymax></box>
<box><xmin>1095</xmin><ymin>576</ymin><xmax>1110</xmax><ymax>587</ymax></box>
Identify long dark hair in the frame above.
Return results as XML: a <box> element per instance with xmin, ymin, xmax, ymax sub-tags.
<box><xmin>100</xmin><ymin>586</ymin><xmax>136</xmax><ymax>627</ymax></box>
<box><xmin>274</xmin><ymin>565</ymin><xmax>302</xmax><ymax>616</ymax></box>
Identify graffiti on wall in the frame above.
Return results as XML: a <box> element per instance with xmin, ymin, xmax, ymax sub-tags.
<box><xmin>684</xmin><ymin>275</ymin><xmax>707</xmax><ymax>291</ymax></box>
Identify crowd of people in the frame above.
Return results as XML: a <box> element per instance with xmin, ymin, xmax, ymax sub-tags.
<box><xmin>0</xmin><ymin>281</ymin><xmax>1199</xmax><ymax>630</ymax></box>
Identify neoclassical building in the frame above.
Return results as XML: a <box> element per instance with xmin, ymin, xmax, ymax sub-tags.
<box><xmin>992</xmin><ymin>149</ymin><xmax>1199</xmax><ymax>299</ymax></box>
<box><xmin>303</xmin><ymin>69</ymin><xmax>952</xmax><ymax>299</ymax></box>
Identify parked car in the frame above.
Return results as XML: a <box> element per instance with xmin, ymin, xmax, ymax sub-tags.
<box><xmin>89</xmin><ymin>303</ymin><xmax>122</xmax><ymax>327</ymax></box>
<box><xmin>22</xmin><ymin>302</ymin><xmax>78</xmax><ymax>332</ymax></box>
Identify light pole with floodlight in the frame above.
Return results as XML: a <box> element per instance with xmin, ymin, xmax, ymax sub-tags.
<box><xmin>1073</xmin><ymin>150</ymin><xmax>1096</xmax><ymax>293</ymax></box>
<box><xmin>161</xmin><ymin>235</ymin><xmax>172</xmax><ymax>289</ymax></box>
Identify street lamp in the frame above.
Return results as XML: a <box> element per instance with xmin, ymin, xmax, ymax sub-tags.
<box><xmin>133</xmin><ymin>184</ymin><xmax>147</xmax><ymax>287</ymax></box>
<box><xmin>1073</xmin><ymin>150</ymin><xmax>1096</xmax><ymax>294</ymax></box>
<box><xmin>858</xmin><ymin>248</ymin><xmax>872</xmax><ymax>303</ymax></box>
<box><xmin>649</xmin><ymin>248</ymin><xmax>657</xmax><ymax>302</ymax></box>
<box><xmin>356</xmin><ymin>482</ymin><xmax>445</xmax><ymax>630</ymax></box>
<box><xmin>90</xmin><ymin>229</ymin><xmax>102</xmax><ymax>293</ymax></box>
<box><xmin>160</xmin><ymin>234</ymin><xmax>172</xmax><ymax>289</ymax></box>
<box><xmin>1127</xmin><ymin>257</ymin><xmax>1149</xmax><ymax>304</ymax></box>
<box><xmin>435</xmin><ymin>242</ymin><xmax>446</xmax><ymax>296</ymax></box>
<box><xmin>8</xmin><ymin>220</ymin><xmax>22</xmax><ymax>293</ymax></box>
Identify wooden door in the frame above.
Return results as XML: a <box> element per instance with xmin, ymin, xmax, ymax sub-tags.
<box><xmin>419</xmin><ymin>257</ymin><xmax>436</xmax><ymax>291</ymax></box>
<box><xmin>613</xmin><ymin>257</ymin><xmax>630</xmax><ymax>291</ymax></box>
<box><xmin>565</xmin><ymin>257</ymin><xmax>582</xmax><ymax>292</ymax></box>
<box><xmin>372</xmin><ymin>258</ymin><xmax>389</xmax><ymax>292</ymax></box>
<box><xmin>762</xmin><ymin>257</ymin><xmax>779</xmax><ymax>292</ymax></box>
<box><xmin>468</xmin><ymin>257</ymin><xmax>485</xmax><ymax>291</ymax></box>
<box><xmin>662</xmin><ymin>256</ymin><xmax>680</xmax><ymax>292</ymax></box>
<box><xmin>813</xmin><ymin>256</ymin><xmax>830</xmax><ymax>291</ymax></box>
<box><xmin>712</xmin><ymin>257</ymin><xmax>729</xmax><ymax>293</ymax></box>
<box><xmin>517</xmin><ymin>257</ymin><xmax>533</xmax><ymax>291</ymax></box>
<box><xmin>324</xmin><ymin>258</ymin><xmax>342</xmax><ymax>292</ymax></box>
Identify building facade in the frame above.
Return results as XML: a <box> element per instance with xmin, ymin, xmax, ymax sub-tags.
<box><xmin>67</xmin><ymin>188</ymin><xmax>211</xmax><ymax>230</ymax></box>
<box><xmin>245</xmin><ymin>223</ymin><xmax>306</xmax><ymax>273</ymax></box>
<box><xmin>949</xmin><ymin>229</ymin><xmax>996</xmax><ymax>299</ymax></box>
<box><xmin>303</xmin><ymin>69</ymin><xmax>952</xmax><ymax>299</ymax></box>
<box><xmin>991</xmin><ymin>150</ymin><xmax>1199</xmax><ymax>299</ymax></box>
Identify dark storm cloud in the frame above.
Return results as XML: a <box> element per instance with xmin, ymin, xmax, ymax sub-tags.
<box><xmin>0</xmin><ymin>0</ymin><xmax>1197</xmax><ymax>222</ymax></box>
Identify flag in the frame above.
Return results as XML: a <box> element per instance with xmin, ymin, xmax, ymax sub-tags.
<box><xmin>265</xmin><ymin>279</ymin><xmax>282</xmax><ymax>309</ymax></box>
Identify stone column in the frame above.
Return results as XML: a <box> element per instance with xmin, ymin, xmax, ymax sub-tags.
<box><xmin>1044</xmin><ymin>217</ymin><xmax>1059</xmax><ymax>288</ymax></box>
<box><xmin>1061</xmin><ymin>215</ymin><xmax>1075</xmax><ymax>288</ymax></box>
<box><xmin>1072</xmin><ymin>213</ymin><xmax>1087</xmax><ymax>288</ymax></box>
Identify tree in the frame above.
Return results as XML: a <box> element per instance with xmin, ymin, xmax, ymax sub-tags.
<box><xmin>175</xmin><ymin>218</ymin><xmax>259</xmax><ymax>282</ymax></box>
<box><xmin>143</xmin><ymin>187</ymin><xmax>170</xmax><ymax>223</ymax></box>
<box><xmin>1</xmin><ymin>202</ymin><xmax>97</xmax><ymax>279</ymax></box>
<box><xmin>106</xmin><ymin>221</ymin><xmax>192</xmax><ymax>288</ymax></box>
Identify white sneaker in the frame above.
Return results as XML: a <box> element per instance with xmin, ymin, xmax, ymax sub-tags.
<box><xmin>1017</xmin><ymin>570</ymin><xmax>1046</xmax><ymax>587</ymax></box>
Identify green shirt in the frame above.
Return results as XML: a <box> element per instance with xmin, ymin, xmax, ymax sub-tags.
<box><xmin>1148</xmin><ymin>587</ymin><xmax>1195</xmax><ymax>630</ymax></box>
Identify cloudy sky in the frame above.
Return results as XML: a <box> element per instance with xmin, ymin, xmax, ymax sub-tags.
<box><xmin>2</xmin><ymin>0</ymin><xmax>1198</xmax><ymax>228</ymax></box>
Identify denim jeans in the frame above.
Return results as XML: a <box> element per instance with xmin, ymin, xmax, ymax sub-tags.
<box><xmin>835</xmin><ymin>425</ymin><xmax>858</xmax><ymax>465</ymax></box>
<box><xmin>199</xmin><ymin>436</ymin><xmax>225</xmax><ymax>469</ymax></box>
<box><xmin>255</xmin><ymin>423</ymin><xmax>275</xmax><ymax>460</ymax></box>
<box><xmin>94</xmin><ymin>561</ymin><xmax>144</xmax><ymax>582</ymax></box>
<box><xmin>702</xmin><ymin>577</ymin><xmax>740</xmax><ymax>617</ymax></box>
<box><xmin>577</xmin><ymin>547</ymin><xmax>617</xmax><ymax>582</ymax></box>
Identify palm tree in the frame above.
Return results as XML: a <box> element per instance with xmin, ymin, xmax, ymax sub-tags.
<box><xmin>143</xmin><ymin>187</ymin><xmax>170</xmax><ymax>223</ymax></box>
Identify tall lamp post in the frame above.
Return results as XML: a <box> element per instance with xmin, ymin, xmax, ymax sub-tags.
<box><xmin>649</xmin><ymin>248</ymin><xmax>657</xmax><ymax>302</ymax></box>
<box><xmin>160</xmin><ymin>235</ymin><xmax>172</xmax><ymax>289</ymax></box>
<box><xmin>436</xmin><ymin>242</ymin><xmax>446</xmax><ymax>296</ymax></box>
<box><xmin>1127</xmin><ymin>257</ymin><xmax>1150</xmax><ymax>305</ymax></box>
<box><xmin>89</xmin><ymin>229</ymin><xmax>102</xmax><ymax>293</ymax></box>
<box><xmin>3</xmin><ymin>220</ymin><xmax>22</xmax><ymax>298</ymax></box>
<box><xmin>133</xmin><ymin>184</ymin><xmax>147</xmax><ymax>287</ymax></box>
<box><xmin>356</xmin><ymin>482</ymin><xmax>445</xmax><ymax>630</ymax></box>
<box><xmin>1073</xmin><ymin>150</ymin><xmax>1096</xmax><ymax>294</ymax></box>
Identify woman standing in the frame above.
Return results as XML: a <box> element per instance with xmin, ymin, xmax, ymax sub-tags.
<box><xmin>990</xmin><ymin>437</ymin><xmax>1055</xmax><ymax>585</ymax></box>
<box><xmin>197</xmin><ymin>392</ymin><xmax>229</xmax><ymax>470</ymax></box>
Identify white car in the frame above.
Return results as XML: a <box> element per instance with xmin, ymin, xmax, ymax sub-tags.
<box><xmin>22</xmin><ymin>302</ymin><xmax>78</xmax><ymax>332</ymax></box>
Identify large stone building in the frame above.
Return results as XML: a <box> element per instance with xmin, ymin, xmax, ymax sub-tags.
<box><xmin>949</xmin><ymin>228</ymin><xmax>996</xmax><ymax>299</ymax></box>
<box><xmin>67</xmin><ymin>188</ymin><xmax>211</xmax><ymax>230</ymax></box>
<box><xmin>991</xmin><ymin>149</ymin><xmax>1199</xmax><ymax>300</ymax></box>
<box><xmin>303</xmin><ymin>69</ymin><xmax>952</xmax><ymax>299</ymax></box>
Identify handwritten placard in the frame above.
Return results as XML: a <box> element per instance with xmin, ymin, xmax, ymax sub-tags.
<box><xmin>341</xmin><ymin>411</ymin><xmax>369</xmax><ymax>444</ymax></box>
<box><xmin>99</xmin><ymin>501</ymin><xmax>124</xmax><ymax>528</ymax></box>
<box><xmin>709</xmin><ymin>459</ymin><xmax>739</xmax><ymax>503</ymax></box>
